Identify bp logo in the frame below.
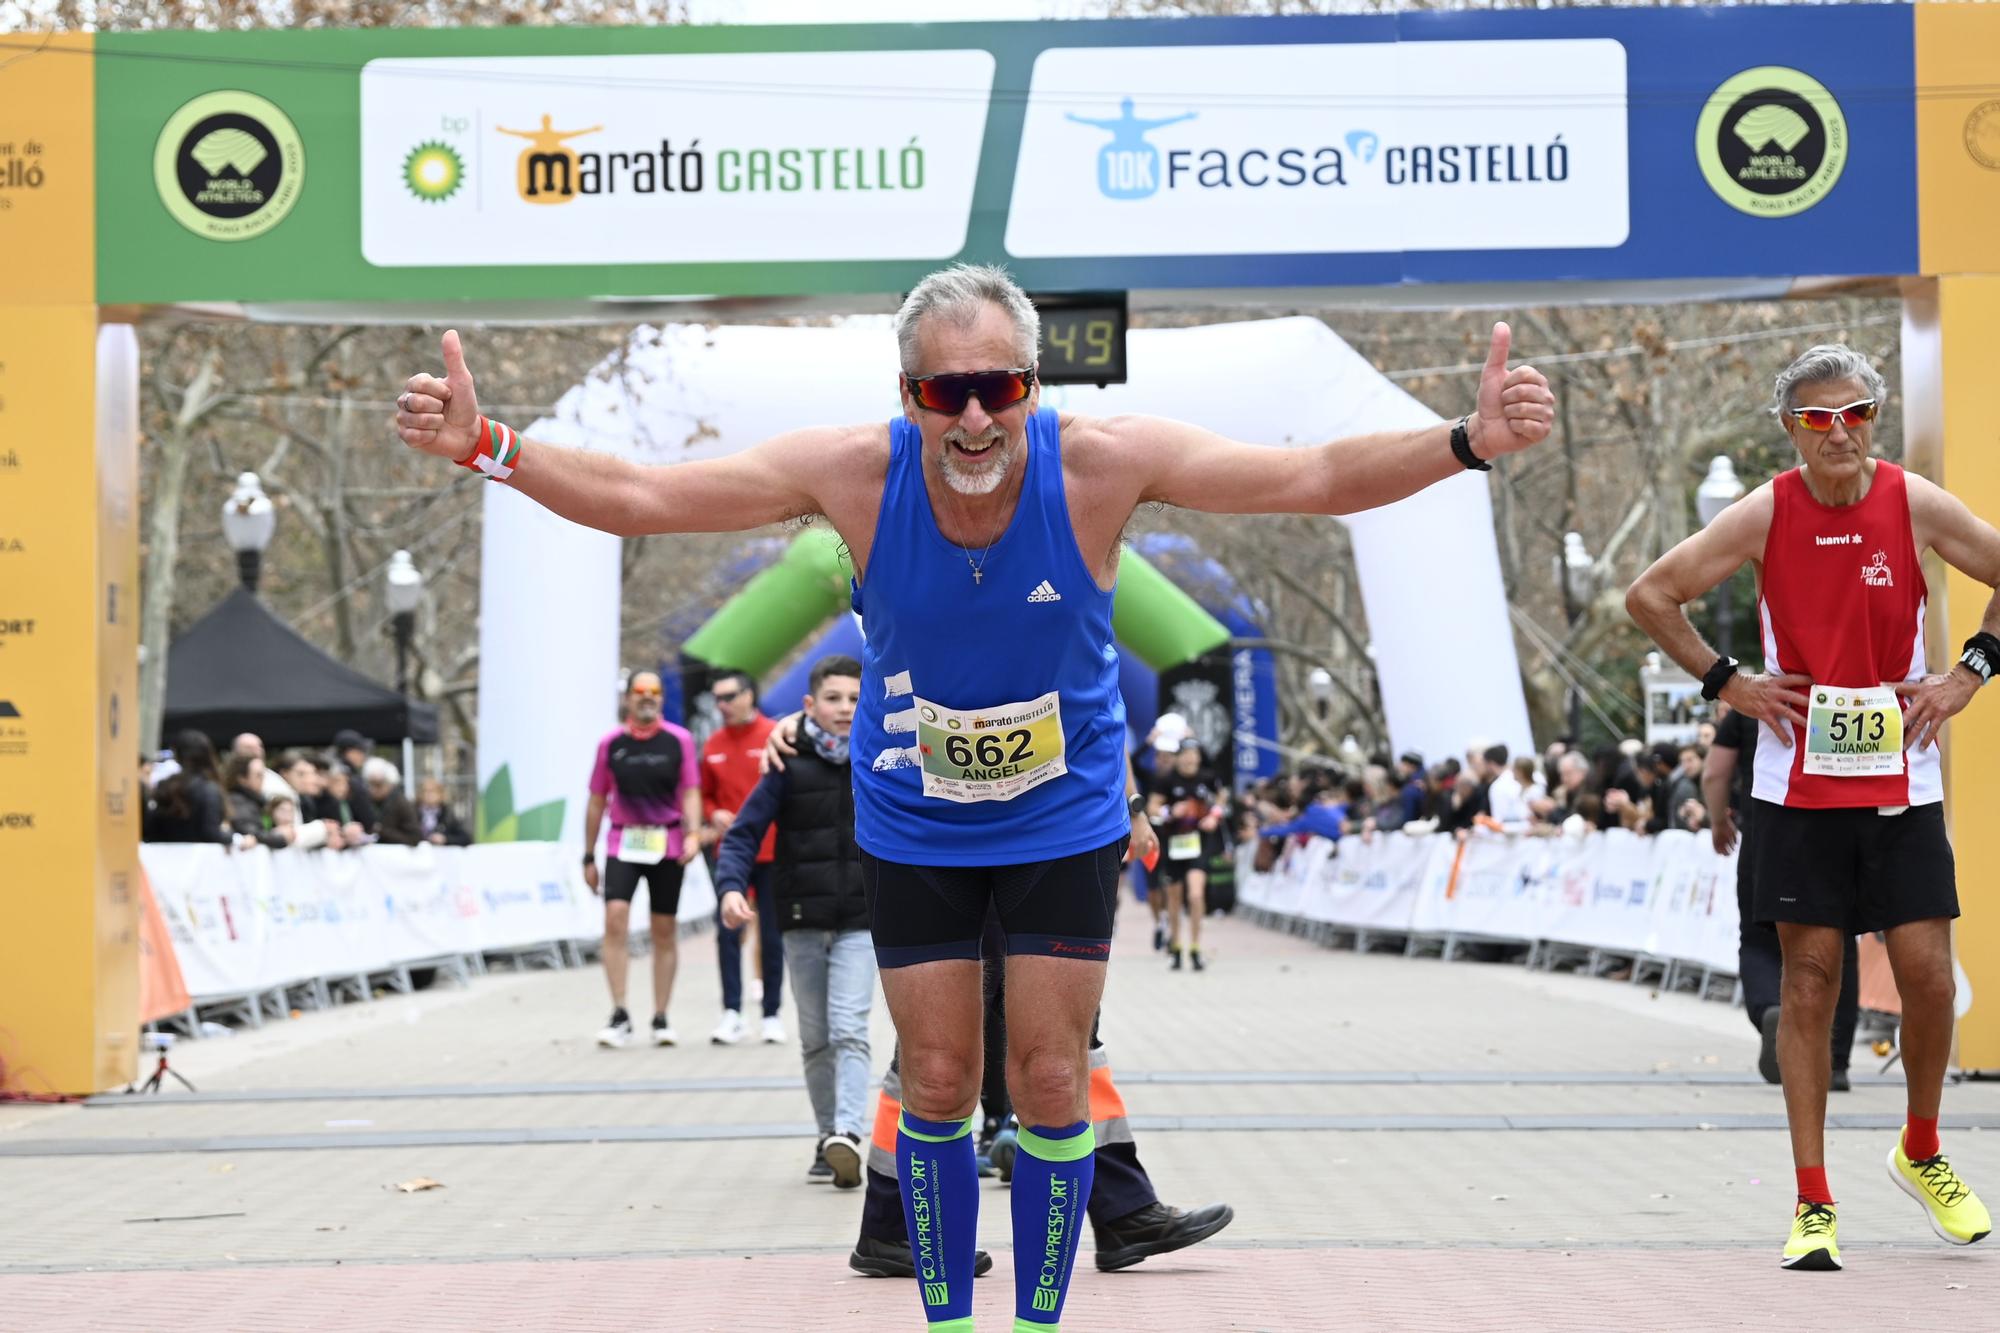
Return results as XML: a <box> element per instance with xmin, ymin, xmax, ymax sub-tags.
<box><xmin>404</xmin><ymin>141</ymin><xmax>466</xmax><ymax>203</ymax></box>
<box><xmin>1696</xmin><ymin>67</ymin><xmax>1846</xmax><ymax>218</ymax></box>
<box><xmin>153</xmin><ymin>90</ymin><xmax>305</xmax><ymax>241</ymax></box>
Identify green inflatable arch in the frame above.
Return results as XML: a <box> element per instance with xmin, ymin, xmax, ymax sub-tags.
<box><xmin>682</xmin><ymin>528</ymin><xmax>1230</xmax><ymax>677</ymax></box>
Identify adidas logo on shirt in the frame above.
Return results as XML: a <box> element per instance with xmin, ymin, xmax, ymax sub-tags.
<box><xmin>1027</xmin><ymin>580</ymin><xmax>1063</xmax><ymax>603</ymax></box>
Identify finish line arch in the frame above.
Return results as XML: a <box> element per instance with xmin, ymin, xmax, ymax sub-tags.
<box><xmin>10</xmin><ymin>7</ymin><xmax>2000</xmax><ymax>1090</ymax></box>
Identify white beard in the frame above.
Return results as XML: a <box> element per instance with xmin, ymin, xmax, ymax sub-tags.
<box><xmin>939</xmin><ymin>425</ymin><xmax>1012</xmax><ymax>496</ymax></box>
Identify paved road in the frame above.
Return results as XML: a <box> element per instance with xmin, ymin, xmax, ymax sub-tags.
<box><xmin>4</xmin><ymin>903</ymin><xmax>1995</xmax><ymax>1330</ymax></box>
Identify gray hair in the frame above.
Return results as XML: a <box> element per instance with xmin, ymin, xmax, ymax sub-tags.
<box><xmin>1772</xmin><ymin>344</ymin><xmax>1887</xmax><ymax>416</ymax></box>
<box><xmin>361</xmin><ymin>756</ymin><xmax>400</xmax><ymax>788</ymax></box>
<box><xmin>893</xmin><ymin>264</ymin><xmax>1040</xmax><ymax>374</ymax></box>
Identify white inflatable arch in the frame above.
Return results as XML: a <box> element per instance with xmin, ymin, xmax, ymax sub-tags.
<box><xmin>479</xmin><ymin>318</ymin><xmax>1532</xmax><ymax>843</ymax></box>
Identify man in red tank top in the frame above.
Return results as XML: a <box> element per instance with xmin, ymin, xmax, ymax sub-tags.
<box><xmin>1629</xmin><ymin>345</ymin><xmax>1999</xmax><ymax>1271</ymax></box>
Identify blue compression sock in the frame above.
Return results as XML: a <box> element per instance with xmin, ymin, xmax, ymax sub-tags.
<box><xmin>897</xmin><ymin>1110</ymin><xmax>979</xmax><ymax>1330</ymax></box>
<box><xmin>1011</xmin><ymin>1121</ymin><xmax>1096</xmax><ymax>1330</ymax></box>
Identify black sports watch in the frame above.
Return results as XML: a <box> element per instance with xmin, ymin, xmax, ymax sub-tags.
<box><xmin>1700</xmin><ymin>655</ymin><xmax>1740</xmax><ymax>702</ymax></box>
<box><xmin>582</xmin><ymin>850</ymin><xmax>597</xmax><ymax>865</ymax></box>
<box><xmin>1959</xmin><ymin>643</ymin><xmax>1994</xmax><ymax>686</ymax></box>
<box><xmin>1450</xmin><ymin>417</ymin><xmax>1491</xmax><ymax>472</ymax></box>
<box><xmin>1127</xmin><ymin>792</ymin><xmax>1146</xmax><ymax>819</ymax></box>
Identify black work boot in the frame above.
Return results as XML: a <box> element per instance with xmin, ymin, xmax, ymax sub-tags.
<box><xmin>847</xmin><ymin>1234</ymin><xmax>993</xmax><ymax>1279</ymax></box>
<box><xmin>1092</xmin><ymin>1200</ymin><xmax>1236</xmax><ymax>1272</ymax></box>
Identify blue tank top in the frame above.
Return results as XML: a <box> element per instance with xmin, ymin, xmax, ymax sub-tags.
<box><xmin>851</xmin><ymin>408</ymin><xmax>1128</xmax><ymax>865</ymax></box>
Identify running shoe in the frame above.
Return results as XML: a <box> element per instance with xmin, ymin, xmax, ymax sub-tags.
<box><xmin>761</xmin><ymin>1015</ymin><xmax>786</xmax><ymax>1044</ymax></box>
<box><xmin>710</xmin><ymin>1009</ymin><xmax>744</xmax><ymax>1045</ymax></box>
<box><xmin>1888</xmin><ymin>1131</ymin><xmax>1992</xmax><ymax>1245</ymax></box>
<box><xmin>991</xmin><ymin>1119</ymin><xmax>1019</xmax><ymax>1185</ymax></box>
<box><xmin>596</xmin><ymin>1008</ymin><xmax>633</xmax><ymax>1049</ymax></box>
<box><xmin>1169</xmin><ymin>948</ymin><xmax>1184</xmax><ymax>972</ymax></box>
<box><xmin>1152</xmin><ymin>922</ymin><xmax>1167</xmax><ymax>952</ymax></box>
<box><xmin>824</xmin><ymin>1132</ymin><xmax>863</xmax><ymax>1190</ymax></box>
<box><xmin>1781</xmin><ymin>1201</ymin><xmax>1841</xmax><ymax>1271</ymax></box>
<box><xmin>650</xmin><ymin>1013</ymin><xmax>677</xmax><ymax>1047</ymax></box>
<box><xmin>1190</xmin><ymin>949</ymin><xmax>1206</xmax><ymax>972</ymax></box>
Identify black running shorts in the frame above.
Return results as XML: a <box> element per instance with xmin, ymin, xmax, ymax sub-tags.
<box><xmin>1750</xmin><ymin>800</ymin><xmax>1958</xmax><ymax>934</ymax></box>
<box><xmin>603</xmin><ymin>856</ymin><xmax>686</xmax><ymax>915</ymax></box>
<box><xmin>862</xmin><ymin>837</ymin><xmax>1128</xmax><ymax>968</ymax></box>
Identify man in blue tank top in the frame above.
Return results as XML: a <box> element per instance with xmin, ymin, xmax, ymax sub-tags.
<box><xmin>395</xmin><ymin>265</ymin><xmax>1555</xmax><ymax>1331</ymax></box>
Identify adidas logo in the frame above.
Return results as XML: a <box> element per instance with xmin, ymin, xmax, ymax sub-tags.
<box><xmin>1026</xmin><ymin>580</ymin><xmax>1063</xmax><ymax>603</ymax></box>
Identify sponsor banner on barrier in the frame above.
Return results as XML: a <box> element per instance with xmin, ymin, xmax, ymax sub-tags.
<box><xmin>358</xmin><ymin>51</ymin><xmax>994</xmax><ymax>267</ymax></box>
<box><xmin>1241</xmin><ymin>828</ymin><xmax>1741</xmax><ymax>977</ymax></box>
<box><xmin>1006</xmin><ymin>40</ymin><xmax>1628</xmax><ymax>259</ymax></box>
<box><xmin>138</xmin><ymin>843</ymin><xmax>714</xmax><ymax>1003</ymax></box>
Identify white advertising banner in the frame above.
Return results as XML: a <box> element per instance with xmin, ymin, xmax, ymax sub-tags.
<box><xmin>1005</xmin><ymin>41</ymin><xmax>1627</xmax><ymax>258</ymax></box>
<box><xmin>145</xmin><ymin>843</ymin><xmax>269</xmax><ymax>1001</ymax></box>
<box><xmin>139</xmin><ymin>844</ymin><xmax>709</xmax><ymax>1003</ymax></box>
<box><xmin>359</xmin><ymin>51</ymin><xmax>994</xmax><ymax>266</ymax></box>
<box><xmin>1241</xmin><ymin>828</ymin><xmax>1743</xmax><ymax>976</ymax></box>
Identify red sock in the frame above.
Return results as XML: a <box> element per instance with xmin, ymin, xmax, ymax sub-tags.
<box><xmin>1796</xmin><ymin>1166</ymin><xmax>1833</xmax><ymax>1205</ymax></box>
<box><xmin>1905</xmin><ymin>1114</ymin><xmax>1941</xmax><ymax>1161</ymax></box>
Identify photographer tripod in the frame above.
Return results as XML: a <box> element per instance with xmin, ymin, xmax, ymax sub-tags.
<box><xmin>127</xmin><ymin>1033</ymin><xmax>196</xmax><ymax>1095</ymax></box>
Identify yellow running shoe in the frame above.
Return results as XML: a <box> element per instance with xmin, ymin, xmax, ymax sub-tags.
<box><xmin>1782</xmin><ymin>1201</ymin><xmax>1842</xmax><ymax>1271</ymax></box>
<box><xmin>1888</xmin><ymin>1132</ymin><xmax>1993</xmax><ymax>1245</ymax></box>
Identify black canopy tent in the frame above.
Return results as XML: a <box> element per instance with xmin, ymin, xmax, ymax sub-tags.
<box><xmin>161</xmin><ymin>587</ymin><xmax>440</xmax><ymax>749</ymax></box>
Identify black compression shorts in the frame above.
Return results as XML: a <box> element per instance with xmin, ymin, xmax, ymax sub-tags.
<box><xmin>862</xmin><ymin>837</ymin><xmax>1128</xmax><ymax>968</ymax></box>
<box><xmin>603</xmin><ymin>857</ymin><xmax>686</xmax><ymax>916</ymax></box>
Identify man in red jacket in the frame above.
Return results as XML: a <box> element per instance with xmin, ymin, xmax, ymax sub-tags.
<box><xmin>700</xmin><ymin>670</ymin><xmax>787</xmax><ymax>1047</ymax></box>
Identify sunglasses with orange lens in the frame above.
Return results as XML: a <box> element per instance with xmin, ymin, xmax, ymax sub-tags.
<box><xmin>1789</xmin><ymin>399</ymin><xmax>1877</xmax><ymax>432</ymax></box>
<box><xmin>629</xmin><ymin>684</ymin><xmax>663</xmax><ymax>699</ymax></box>
<box><xmin>905</xmin><ymin>368</ymin><xmax>1035</xmax><ymax>415</ymax></box>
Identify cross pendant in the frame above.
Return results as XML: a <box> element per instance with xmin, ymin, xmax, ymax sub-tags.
<box><xmin>972</xmin><ymin>568</ymin><xmax>982</xmax><ymax>585</ymax></box>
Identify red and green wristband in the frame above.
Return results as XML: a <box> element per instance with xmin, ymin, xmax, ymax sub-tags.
<box><xmin>456</xmin><ymin>416</ymin><xmax>521</xmax><ymax>481</ymax></box>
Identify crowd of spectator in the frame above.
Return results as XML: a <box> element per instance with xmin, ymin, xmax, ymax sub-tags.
<box><xmin>141</xmin><ymin>726</ymin><xmax>471</xmax><ymax>852</ymax></box>
<box><xmin>1237</xmin><ymin>709</ymin><xmax>1741</xmax><ymax>857</ymax></box>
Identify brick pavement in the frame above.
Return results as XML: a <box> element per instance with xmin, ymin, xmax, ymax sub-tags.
<box><xmin>4</xmin><ymin>906</ymin><xmax>1998</xmax><ymax>1329</ymax></box>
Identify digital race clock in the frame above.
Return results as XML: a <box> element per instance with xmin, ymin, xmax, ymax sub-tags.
<box><xmin>1029</xmin><ymin>291</ymin><xmax>1128</xmax><ymax>387</ymax></box>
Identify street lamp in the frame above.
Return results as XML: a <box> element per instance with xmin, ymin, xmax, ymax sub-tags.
<box><xmin>1695</xmin><ymin>456</ymin><xmax>1747</xmax><ymax>658</ymax></box>
<box><xmin>1560</xmin><ymin>531</ymin><xmax>1594</xmax><ymax>742</ymax></box>
<box><xmin>1306</xmin><ymin>667</ymin><xmax>1333</xmax><ymax>723</ymax></box>
<box><xmin>385</xmin><ymin>549</ymin><xmax>424</xmax><ymax>797</ymax></box>
<box><xmin>221</xmin><ymin>472</ymin><xmax>275</xmax><ymax>593</ymax></box>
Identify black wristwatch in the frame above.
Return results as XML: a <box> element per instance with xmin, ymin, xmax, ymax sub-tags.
<box><xmin>582</xmin><ymin>850</ymin><xmax>596</xmax><ymax>865</ymax></box>
<box><xmin>1700</xmin><ymin>655</ymin><xmax>1740</xmax><ymax>702</ymax></box>
<box><xmin>1127</xmin><ymin>792</ymin><xmax>1146</xmax><ymax>819</ymax></box>
<box><xmin>1450</xmin><ymin>417</ymin><xmax>1491</xmax><ymax>472</ymax></box>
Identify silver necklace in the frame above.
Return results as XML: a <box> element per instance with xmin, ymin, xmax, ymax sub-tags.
<box><xmin>940</xmin><ymin>492</ymin><xmax>1002</xmax><ymax>585</ymax></box>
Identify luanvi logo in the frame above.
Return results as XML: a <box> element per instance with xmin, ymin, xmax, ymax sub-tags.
<box><xmin>0</xmin><ymin>448</ymin><xmax>18</xmax><ymax>472</ymax></box>
<box><xmin>0</xmin><ymin>812</ymin><xmax>34</xmax><ymax>830</ymax></box>
<box><xmin>153</xmin><ymin>90</ymin><xmax>307</xmax><ymax>242</ymax></box>
<box><xmin>1695</xmin><ymin>66</ymin><xmax>1847</xmax><ymax>218</ymax></box>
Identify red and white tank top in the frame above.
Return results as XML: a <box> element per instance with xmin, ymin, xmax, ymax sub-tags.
<box><xmin>1754</xmin><ymin>461</ymin><xmax>1938</xmax><ymax>809</ymax></box>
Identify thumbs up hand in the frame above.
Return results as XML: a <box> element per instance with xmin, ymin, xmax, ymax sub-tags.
<box><xmin>1469</xmin><ymin>321</ymin><xmax>1556</xmax><ymax>461</ymax></box>
<box><xmin>394</xmin><ymin>329</ymin><xmax>483</xmax><ymax>462</ymax></box>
